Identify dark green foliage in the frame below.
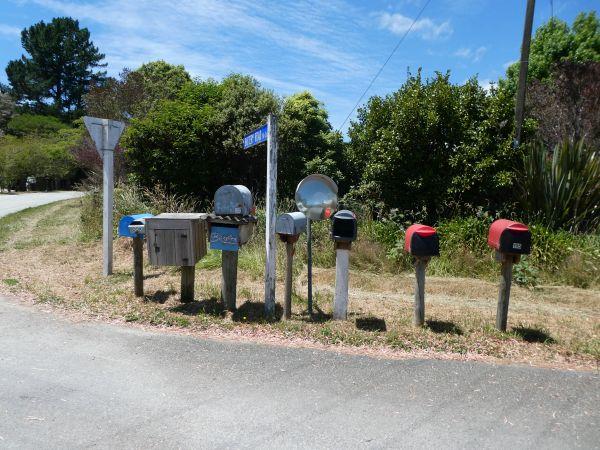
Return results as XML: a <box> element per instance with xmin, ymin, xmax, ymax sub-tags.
<box><xmin>6</xmin><ymin>113</ymin><xmax>67</xmax><ymax>136</ymax></box>
<box><xmin>518</xmin><ymin>139</ymin><xmax>600</xmax><ymax>232</ymax></box>
<box><xmin>0</xmin><ymin>92</ymin><xmax>14</xmax><ymax>132</ymax></box>
<box><xmin>347</xmin><ymin>71</ymin><xmax>516</xmax><ymax>223</ymax></box>
<box><xmin>5</xmin><ymin>17</ymin><xmax>105</xmax><ymax>116</ymax></box>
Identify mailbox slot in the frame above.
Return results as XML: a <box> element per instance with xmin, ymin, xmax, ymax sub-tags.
<box><xmin>331</xmin><ymin>210</ymin><xmax>357</xmax><ymax>242</ymax></box>
<box><xmin>488</xmin><ymin>219</ymin><xmax>531</xmax><ymax>255</ymax></box>
<box><xmin>404</xmin><ymin>224</ymin><xmax>439</xmax><ymax>257</ymax></box>
<box><xmin>276</xmin><ymin>212</ymin><xmax>307</xmax><ymax>236</ymax></box>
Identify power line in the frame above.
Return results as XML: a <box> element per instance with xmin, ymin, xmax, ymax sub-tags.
<box><xmin>336</xmin><ymin>0</ymin><xmax>433</xmax><ymax>132</ymax></box>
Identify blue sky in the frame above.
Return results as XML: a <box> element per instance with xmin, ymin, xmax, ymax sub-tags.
<box><xmin>0</xmin><ymin>0</ymin><xmax>596</xmax><ymax>132</ymax></box>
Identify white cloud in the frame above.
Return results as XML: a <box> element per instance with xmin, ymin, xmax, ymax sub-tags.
<box><xmin>503</xmin><ymin>59</ymin><xmax>517</xmax><ymax>70</ymax></box>
<box><xmin>379</xmin><ymin>12</ymin><xmax>453</xmax><ymax>40</ymax></box>
<box><xmin>0</xmin><ymin>24</ymin><xmax>21</xmax><ymax>37</ymax></box>
<box><xmin>454</xmin><ymin>46</ymin><xmax>487</xmax><ymax>62</ymax></box>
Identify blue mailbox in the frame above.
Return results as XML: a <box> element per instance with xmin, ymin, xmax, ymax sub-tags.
<box><xmin>118</xmin><ymin>213</ymin><xmax>154</xmax><ymax>238</ymax></box>
<box><xmin>210</xmin><ymin>225</ymin><xmax>240</xmax><ymax>251</ymax></box>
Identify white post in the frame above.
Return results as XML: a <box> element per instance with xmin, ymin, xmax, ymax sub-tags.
<box><xmin>333</xmin><ymin>244</ymin><xmax>350</xmax><ymax>320</ymax></box>
<box><xmin>264</xmin><ymin>114</ymin><xmax>277</xmax><ymax>316</ymax></box>
<box><xmin>102</xmin><ymin>145</ymin><xmax>114</xmax><ymax>276</ymax></box>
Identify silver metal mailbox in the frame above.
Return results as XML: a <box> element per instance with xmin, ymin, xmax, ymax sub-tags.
<box><xmin>276</xmin><ymin>212</ymin><xmax>306</xmax><ymax>236</ymax></box>
<box><xmin>146</xmin><ymin>213</ymin><xmax>208</xmax><ymax>266</ymax></box>
<box><xmin>214</xmin><ymin>185</ymin><xmax>253</xmax><ymax>216</ymax></box>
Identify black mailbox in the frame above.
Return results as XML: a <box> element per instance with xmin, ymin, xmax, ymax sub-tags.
<box><xmin>331</xmin><ymin>210</ymin><xmax>357</xmax><ymax>242</ymax></box>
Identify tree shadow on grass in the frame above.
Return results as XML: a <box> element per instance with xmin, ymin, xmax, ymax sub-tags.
<box><xmin>426</xmin><ymin>320</ymin><xmax>463</xmax><ymax>335</ymax></box>
<box><xmin>170</xmin><ymin>297</ymin><xmax>224</xmax><ymax>317</ymax></box>
<box><xmin>232</xmin><ymin>300</ymin><xmax>283</xmax><ymax>323</ymax></box>
<box><xmin>145</xmin><ymin>289</ymin><xmax>177</xmax><ymax>304</ymax></box>
<box><xmin>356</xmin><ymin>317</ymin><xmax>387</xmax><ymax>332</ymax></box>
<box><xmin>512</xmin><ymin>326</ymin><xmax>556</xmax><ymax>344</ymax></box>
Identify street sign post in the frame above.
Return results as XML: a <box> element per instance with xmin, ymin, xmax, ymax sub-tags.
<box><xmin>243</xmin><ymin>116</ymin><xmax>277</xmax><ymax>316</ymax></box>
<box><xmin>83</xmin><ymin>116</ymin><xmax>125</xmax><ymax>277</ymax></box>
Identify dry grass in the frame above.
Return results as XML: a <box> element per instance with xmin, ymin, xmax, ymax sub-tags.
<box><xmin>0</xmin><ymin>198</ymin><xmax>598</xmax><ymax>371</ymax></box>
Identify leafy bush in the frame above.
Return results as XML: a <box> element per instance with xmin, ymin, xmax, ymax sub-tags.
<box><xmin>6</xmin><ymin>114</ymin><xmax>68</xmax><ymax>136</ymax></box>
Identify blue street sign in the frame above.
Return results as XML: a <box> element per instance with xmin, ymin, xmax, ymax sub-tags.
<box><xmin>243</xmin><ymin>124</ymin><xmax>268</xmax><ymax>149</ymax></box>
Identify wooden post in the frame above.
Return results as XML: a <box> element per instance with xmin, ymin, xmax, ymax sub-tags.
<box><xmin>333</xmin><ymin>242</ymin><xmax>351</xmax><ymax>320</ymax></box>
<box><xmin>180</xmin><ymin>266</ymin><xmax>195</xmax><ymax>303</ymax></box>
<box><xmin>264</xmin><ymin>114</ymin><xmax>278</xmax><ymax>316</ymax></box>
<box><xmin>496</xmin><ymin>253</ymin><xmax>515</xmax><ymax>331</ymax></box>
<box><xmin>222</xmin><ymin>250</ymin><xmax>238</xmax><ymax>311</ymax></box>
<box><xmin>514</xmin><ymin>0</ymin><xmax>536</xmax><ymax>146</ymax></box>
<box><xmin>132</xmin><ymin>236</ymin><xmax>144</xmax><ymax>297</ymax></box>
<box><xmin>102</xmin><ymin>147</ymin><xmax>114</xmax><ymax>276</ymax></box>
<box><xmin>284</xmin><ymin>240</ymin><xmax>295</xmax><ymax>320</ymax></box>
<box><xmin>413</xmin><ymin>257</ymin><xmax>430</xmax><ymax>327</ymax></box>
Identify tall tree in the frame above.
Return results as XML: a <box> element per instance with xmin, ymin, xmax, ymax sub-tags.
<box><xmin>0</xmin><ymin>92</ymin><xmax>15</xmax><ymax>133</ymax></box>
<box><xmin>5</xmin><ymin>17</ymin><xmax>106</xmax><ymax>116</ymax></box>
<box><xmin>504</xmin><ymin>12</ymin><xmax>600</xmax><ymax>90</ymax></box>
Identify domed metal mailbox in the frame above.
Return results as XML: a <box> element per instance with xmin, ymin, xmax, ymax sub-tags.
<box><xmin>488</xmin><ymin>219</ymin><xmax>531</xmax><ymax>255</ymax></box>
<box><xmin>331</xmin><ymin>210</ymin><xmax>357</xmax><ymax>242</ymax></box>
<box><xmin>214</xmin><ymin>185</ymin><xmax>254</xmax><ymax>216</ymax></box>
<box><xmin>487</xmin><ymin>219</ymin><xmax>531</xmax><ymax>332</ymax></box>
<box><xmin>295</xmin><ymin>174</ymin><xmax>338</xmax><ymax>221</ymax></box>
<box><xmin>276</xmin><ymin>211</ymin><xmax>307</xmax><ymax>320</ymax></box>
<box><xmin>404</xmin><ymin>224</ymin><xmax>439</xmax><ymax>327</ymax></box>
<box><xmin>276</xmin><ymin>212</ymin><xmax>306</xmax><ymax>237</ymax></box>
<box><xmin>404</xmin><ymin>224</ymin><xmax>440</xmax><ymax>257</ymax></box>
<box><xmin>118</xmin><ymin>213</ymin><xmax>153</xmax><ymax>238</ymax></box>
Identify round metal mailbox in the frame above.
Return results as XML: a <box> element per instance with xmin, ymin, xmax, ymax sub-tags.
<box><xmin>214</xmin><ymin>185</ymin><xmax>253</xmax><ymax>216</ymax></box>
<box><xmin>295</xmin><ymin>174</ymin><xmax>338</xmax><ymax>221</ymax></box>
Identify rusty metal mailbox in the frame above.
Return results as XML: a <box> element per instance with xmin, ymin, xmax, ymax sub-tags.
<box><xmin>146</xmin><ymin>213</ymin><xmax>207</xmax><ymax>267</ymax></box>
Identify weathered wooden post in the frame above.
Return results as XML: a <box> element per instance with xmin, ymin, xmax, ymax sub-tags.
<box><xmin>132</xmin><ymin>236</ymin><xmax>144</xmax><ymax>297</ymax></box>
<box><xmin>209</xmin><ymin>185</ymin><xmax>256</xmax><ymax>312</ymax></box>
<box><xmin>331</xmin><ymin>210</ymin><xmax>357</xmax><ymax>320</ymax></box>
<box><xmin>221</xmin><ymin>250</ymin><xmax>238</xmax><ymax>311</ymax></box>
<box><xmin>276</xmin><ymin>212</ymin><xmax>306</xmax><ymax>319</ymax></box>
<box><xmin>180</xmin><ymin>266</ymin><xmax>195</xmax><ymax>303</ymax></box>
<box><xmin>404</xmin><ymin>224</ymin><xmax>440</xmax><ymax>327</ymax></box>
<box><xmin>83</xmin><ymin>117</ymin><xmax>125</xmax><ymax>277</ymax></box>
<box><xmin>118</xmin><ymin>214</ymin><xmax>154</xmax><ymax>298</ymax></box>
<box><xmin>487</xmin><ymin>220</ymin><xmax>531</xmax><ymax>331</ymax></box>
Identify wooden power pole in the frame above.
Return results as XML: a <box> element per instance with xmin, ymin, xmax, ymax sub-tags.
<box><xmin>514</xmin><ymin>0</ymin><xmax>536</xmax><ymax>147</ymax></box>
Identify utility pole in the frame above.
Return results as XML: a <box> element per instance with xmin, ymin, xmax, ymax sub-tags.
<box><xmin>514</xmin><ymin>0</ymin><xmax>536</xmax><ymax>147</ymax></box>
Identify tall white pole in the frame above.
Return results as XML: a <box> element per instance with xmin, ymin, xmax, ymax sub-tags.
<box><xmin>333</xmin><ymin>245</ymin><xmax>350</xmax><ymax>320</ymax></box>
<box><xmin>264</xmin><ymin>114</ymin><xmax>277</xmax><ymax>315</ymax></box>
<box><xmin>102</xmin><ymin>120</ymin><xmax>114</xmax><ymax>276</ymax></box>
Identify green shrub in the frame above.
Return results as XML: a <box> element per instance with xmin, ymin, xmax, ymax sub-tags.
<box><xmin>6</xmin><ymin>114</ymin><xmax>68</xmax><ymax>137</ymax></box>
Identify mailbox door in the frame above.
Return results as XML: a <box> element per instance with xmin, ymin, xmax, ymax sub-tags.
<box><xmin>499</xmin><ymin>229</ymin><xmax>531</xmax><ymax>254</ymax></box>
<box><xmin>149</xmin><ymin>229</ymin><xmax>190</xmax><ymax>266</ymax></box>
<box><xmin>410</xmin><ymin>234</ymin><xmax>440</xmax><ymax>257</ymax></box>
<box><xmin>210</xmin><ymin>225</ymin><xmax>240</xmax><ymax>251</ymax></box>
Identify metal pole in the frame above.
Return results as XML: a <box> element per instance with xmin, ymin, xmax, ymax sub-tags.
<box><xmin>264</xmin><ymin>114</ymin><xmax>277</xmax><ymax>316</ymax></box>
<box><xmin>307</xmin><ymin>218</ymin><xmax>313</xmax><ymax>316</ymax></box>
<box><xmin>514</xmin><ymin>0</ymin><xmax>536</xmax><ymax>147</ymax></box>
<box><xmin>102</xmin><ymin>142</ymin><xmax>114</xmax><ymax>276</ymax></box>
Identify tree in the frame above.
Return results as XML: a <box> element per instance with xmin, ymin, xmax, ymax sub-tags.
<box><xmin>278</xmin><ymin>91</ymin><xmax>346</xmax><ymax>196</ymax></box>
<box><xmin>85</xmin><ymin>61</ymin><xmax>192</xmax><ymax>121</ymax></box>
<box><xmin>5</xmin><ymin>17</ymin><xmax>106</xmax><ymax>116</ymax></box>
<box><xmin>504</xmin><ymin>12</ymin><xmax>600</xmax><ymax>90</ymax></box>
<box><xmin>347</xmin><ymin>71</ymin><xmax>517</xmax><ymax>222</ymax></box>
<box><xmin>0</xmin><ymin>92</ymin><xmax>14</xmax><ymax>133</ymax></box>
<box><xmin>527</xmin><ymin>61</ymin><xmax>600</xmax><ymax>149</ymax></box>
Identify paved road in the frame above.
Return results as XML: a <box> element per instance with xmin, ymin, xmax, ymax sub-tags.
<box><xmin>0</xmin><ymin>297</ymin><xmax>597</xmax><ymax>449</ymax></box>
<box><xmin>0</xmin><ymin>191</ymin><xmax>84</xmax><ymax>218</ymax></box>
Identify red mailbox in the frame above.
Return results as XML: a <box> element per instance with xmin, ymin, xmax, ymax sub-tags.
<box><xmin>488</xmin><ymin>219</ymin><xmax>531</xmax><ymax>255</ymax></box>
<box><xmin>404</xmin><ymin>224</ymin><xmax>440</xmax><ymax>257</ymax></box>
